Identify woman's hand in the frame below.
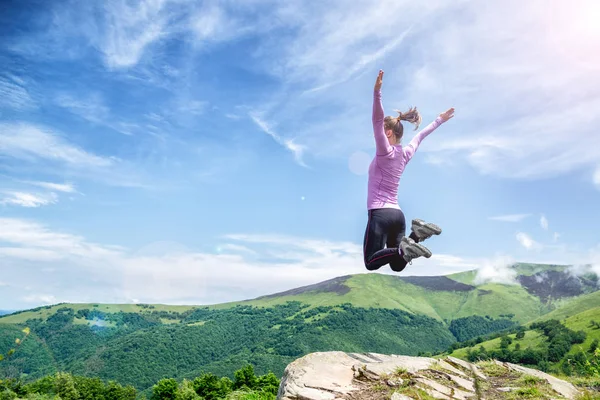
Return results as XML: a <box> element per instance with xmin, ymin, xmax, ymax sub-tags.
<box><xmin>374</xmin><ymin>70</ymin><xmax>384</xmax><ymax>91</ymax></box>
<box><xmin>439</xmin><ymin>108</ymin><xmax>455</xmax><ymax>122</ymax></box>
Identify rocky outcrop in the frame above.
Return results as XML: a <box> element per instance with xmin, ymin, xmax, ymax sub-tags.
<box><xmin>276</xmin><ymin>351</ymin><xmax>581</xmax><ymax>399</ymax></box>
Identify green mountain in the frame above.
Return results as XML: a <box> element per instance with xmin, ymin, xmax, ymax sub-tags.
<box><xmin>1</xmin><ymin>263</ymin><xmax>598</xmax><ymax>394</ymax></box>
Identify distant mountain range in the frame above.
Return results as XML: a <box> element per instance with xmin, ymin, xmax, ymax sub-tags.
<box><xmin>0</xmin><ymin>262</ymin><xmax>598</xmax><ymax>395</ymax></box>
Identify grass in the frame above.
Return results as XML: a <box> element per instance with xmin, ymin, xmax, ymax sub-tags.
<box><xmin>562</xmin><ymin>307</ymin><xmax>600</xmax><ymax>356</ymax></box>
<box><xmin>508</xmin><ymin>386</ymin><xmax>543</xmax><ymax>399</ymax></box>
<box><xmin>450</xmin><ymin>330</ymin><xmax>546</xmax><ymax>359</ymax></box>
<box><xmin>506</xmin><ymin>372</ymin><xmax>565</xmax><ymax>400</ymax></box>
<box><xmin>576</xmin><ymin>390</ymin><xmax>600</xmax><ymax>400</ymax></box>
<box><xmin>477</xmin><ymin>360</ymin><xmax>509</xmax><ymax>377</ymax></box>
<box><xmin>534</xmin><ymin>291</ymin><xmax>600</xmax><ymax>323</ymax></box>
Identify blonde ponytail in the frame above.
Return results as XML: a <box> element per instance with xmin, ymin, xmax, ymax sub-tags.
<box><xmin>396</xmin><ymin>107</ymin><xmax>421</xmax><ymax>131</ymax></box>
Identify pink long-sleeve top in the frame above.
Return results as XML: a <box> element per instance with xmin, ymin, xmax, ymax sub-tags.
<box><xmin>367</xmin><ymin>89</ymin><xmax>444</xmax><ymax>210</ymax></box>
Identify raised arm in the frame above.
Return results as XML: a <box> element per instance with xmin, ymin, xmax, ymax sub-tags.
<box><xmin>372</xmin><ymin>70</ymin><xmax>392</xmax><ymax>156</ymax></box>
<box><xmin>403</xmin><ymin>108</ymin><xmax>454</xmax><ymax>162</ymax></box>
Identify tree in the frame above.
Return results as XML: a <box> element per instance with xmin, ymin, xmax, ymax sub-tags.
<box><xmin>256</xmin><ymin>372</ymin><xmax>280</xmax><ymax>395</ymax></box>
<box><xmin>590</xmin><ymin>339</ymin><xmax>599</xmax><ymax>354</ymax></box>
<box><xmin>193</xmin><ymin>373</ymin><xmax>231</xmax><ymax>400</ymax></box>
<box><xmin>500</xmin><ymin>336</ymin><xmax>512</xmax><ymax>349</ymax></box>
<box><xmin>54</xmin><ymin>372</ymin><xmax>79</xmax><ymax>400</ymax></box>
<box><xmin>516</xmin><ymin>329</ymin><xmax>525</xmax><ymax>340</ymax></box>
<box><xmin>176</xmin><ymin>380</ymin><xmax>201</xmax><ymax>400</ymax></box>
<box><xmin>234</xmin><ymin>365</ymin><xmax>258</xmax><ymax>390</ymax></box>
<box><xmin>152</xmin><ymin>378</ymin><xmax>179</xmax><ymax>400</ymax></box>
<box><xmin>73</xmin><ymin>376</ymin><xmax>106</xmax><ymax>400</ymax></box>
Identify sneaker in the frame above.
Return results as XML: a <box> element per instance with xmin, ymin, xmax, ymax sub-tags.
<box><xmin>399</xmin><ymin>236</ymin><xmax>432</xmax><ymax>264</ymax></box>
<box><xmin>411</xmin><ymin>218</ymin><xmax>442</xmax><ymax>241</ymax></box>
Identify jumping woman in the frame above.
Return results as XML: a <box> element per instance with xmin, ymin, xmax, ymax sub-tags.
<box><xmin>363</xmin><ymin>69</ymin><xmax>455</xmax><ymax>272</ymax></box>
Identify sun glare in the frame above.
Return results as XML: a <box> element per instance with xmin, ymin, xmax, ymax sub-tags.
<box><xmin>545</xmin><ymin>0</ymin><xmax>600</xmax><ymax>71</ymax></box>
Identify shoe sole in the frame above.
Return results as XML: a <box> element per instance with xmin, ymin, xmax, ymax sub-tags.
<box><xmin>412</xmin><ymin>219</ymin><xmax>442</xmax><ymax>236</ymax></box>
<box><xmin>401</xmin><ymin>238</ymin><xmax>433</xmax><ymax>259</ymax></box>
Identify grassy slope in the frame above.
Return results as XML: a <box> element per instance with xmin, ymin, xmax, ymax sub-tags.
<box><xmin>448</xmin><ymin>305</ymin><xmax>600</xmax><ymax>360</ymax></box>
<box><xmin>449</xmin><ymin>330</ymin><xmax>547</xmax><ymax>359</ymax></box>
<box><xmin>532</xmin><ymin>291</ymin><xmax>600</xmax><ymax>323</ymax></box>
<box><xmin>563</xmin><ymin>307</ymin><xmax>600</xmax><ymax>356</ymax></box>
<box><xmin>218</xmin><ymin>273</ymin><xmax>548</xmax><ymax>323</ymax></box>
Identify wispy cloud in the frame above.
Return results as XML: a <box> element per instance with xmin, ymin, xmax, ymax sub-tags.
<box><xmin>54</xmin><ymin>92</ymin><xmax>144</xmax><ymax>136</ymax></box>
<box><xmin>516</xmin><ymin>232</ymin><xmax>542</xmax><ymax>251</ymax></box>
<box><xmin>540</xmin><ymin>214</ymin><xmax>549</xmax><ymax>230</ymax></box>
<box><xmin>0</xmin><ymin>74</ymin><xmax>36</xmax><ymax>111</ymax></box>
<box><xmin>55</xmin><ymin>92</ymin><xmax>110</xmax><ymax>124</ymax></box>
<box><xmin>249</xmin><ymin>112</ymin><xmax>307</xmax><ymax>167</ymax></box>
<box><xmin>473</xmin><ymin>255</ymin><xmax>518</xmax><ymax>285</ymax></box>
<box><xmin>0</xmin><ymin>218</ymin><xmax>124</xmax><ymax>259</ymax></box>
<box><xmin>397</xmin><ymin>1</ymin><xmax>600</xmax><ymax>186</ymax></box>
<box><xmin>489</xmin><ymin>214</ymin><xmax>531</xmax><ymax>222</ymax></box>
<box><xmin>95</xmin><ymin>0</ymin><xmax>173</xmax><ymax>70</ymax></box>
<box><xmin>0</xmin><ymin>191</ymin><xmax>58</xmax><ymax>208</ymax></box>
<box><xmin>0</xmin><ymin>122</ymin><xmax>113</xmax><ymax>167</ymax></box>
<box><xmin>594</xmin><ymin>166</ymin><xmax>600</xmax><ymax>189</ymax></box>
<box><xmin>22</xmin><ymin>181</ymin><xmax>77</xmax><ymax>193</ymax></box>
<box><xmin>0</xmin><ymin>122</ymin><xmax>159</xmax><ymax>189</ymax></box>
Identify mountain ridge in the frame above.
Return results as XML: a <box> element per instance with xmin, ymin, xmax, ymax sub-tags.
<box><xmin>1</xmin><ymin>262</ymin><xmax>595</xmax><ymax>325</ymax></box>
<box><xmin>1</xmin><ymin>262</ymin><xmax>599</xmax><ymax>393</ymax></box>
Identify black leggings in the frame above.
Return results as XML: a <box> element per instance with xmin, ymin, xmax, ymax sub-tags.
<box><xmin>363</xmin><ymin>208</ymin><xmax>419</xmax><ymax>272</ymax></box>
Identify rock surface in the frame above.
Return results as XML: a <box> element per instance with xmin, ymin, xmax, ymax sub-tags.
<box><xmin>276</xmin><ymin>351</ymin><xmax>581</xmax><ymax>400</ymax></box>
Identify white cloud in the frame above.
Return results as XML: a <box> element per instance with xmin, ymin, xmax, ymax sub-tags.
<box><xmin>177</xmin><ymin>100</ymin><xmax>208</xmax><ymax>116</ymax></box>
<box><xmin>217</xmin><ymin>244</ymin><xmax>258</xmax><ymax>255</ymax></box>
<box><xmin>0</xmin><ymin>192</ymin><xmax>58</xmax><ymax>208</ymax></box>
<box><xmin>540</xmin><ymin>214</ymin><xmax>549</xmax><ymax>230</ymax></box>
<box><xmin>0</xmin><ymin>75</ymin><xmax>36</xmax><ymax>111</ymax></box>
<box><xmin>96</xmin><ymin>0</ymin><xmax>173</xmax><ymax>69</ymax></box>
<box><xmin>0</xmin><ymin>218</ymin><xmax>481</xmax><ymax>308</ymax></box>
<box><xmin>55</xmin><ymin>92</ymin><xmax>143</xmax><ymax>136</ymax></box>
<box><xmin>23</xmin><ymin>181</ymin><xmax>77</xmax><ymax>193</ymax></box>
<box><xmin>397</xmin><ymin>1</ymin><xmax>600</xmax><ymax>185</ymax></box>
<box><xmin>428</xmin><ymin>254</ymin><xmax>480</xmax><ymax>272</ymax></box>
<box><xmin>0</xmin><ymin>122</ymin><xmax>113</xmax><ymax>168</ymax></box>
<box><xmin>0</xmin><ymin>218</ymin><xmax>124</xmax><ymax>260</ymax></box>
<box><xmin>248</xmin><ymin>112</ymin><xmax>307</xmax><ymax>167</ymax></box>
<box><xmin>489</xmin><ymin>214</ymin><xmax>531</xmax><ymax>222</ymax></box>
<box><xmin>516</xmin><ymin>232</ymin><xmax>542</xmax><ymax>251</ymax></box>
<box><xmin>22</xmin><ymin>294</ymin><xmax>59</xmax><ymax>305</ymax></box>
<box><xmin>553</xmin><ymin>232</ymin><xmax>561</xmax><ymax>242</ymax></box>
<box><xmin>0</xmin><ymin>122</ymin><xmax>156</xmax><ymax>189</ymax></box>
<box><xmin>55</xmin><ymin>92</ymin><xmax>110</xmax><ymax>124</ymax></box>
<box><xmin>0</xmin><ymin>247</ymin><xmax>63</xmax><ymax>262</ymax></box>
<box><xmin>473</xmin><ymin>255</ymin><xmax>517</xmax><ymax>285</ymax></box>
<box><xmin>594</xmin><ymin>166</ymin><xmax>600</xmax><ymax>188</ymax></box>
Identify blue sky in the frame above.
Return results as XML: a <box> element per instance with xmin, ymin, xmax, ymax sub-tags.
<box><xmin>1</xmin><ymin>0</ymin><xmax>600</xmax><ymax>310</ymax></box>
